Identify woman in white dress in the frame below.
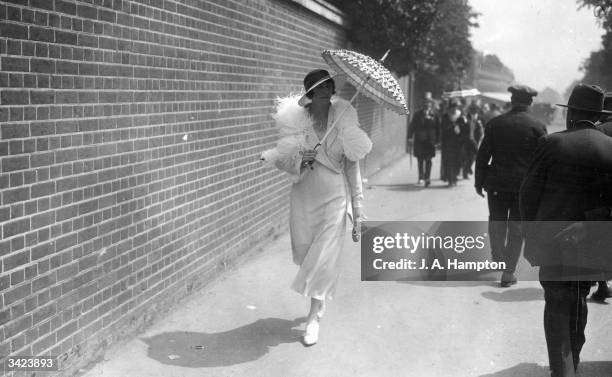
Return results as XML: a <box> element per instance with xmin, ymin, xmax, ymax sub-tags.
<box><xmin>262</xmin><ymin>69</ymin><xmax>372</xmax><ymax>346</ymax></box>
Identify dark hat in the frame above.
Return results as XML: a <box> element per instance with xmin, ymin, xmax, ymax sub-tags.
<box><xmin>604</xmin><ymin>92</ymin><xmax>612</xmax><ymax>112</ymax></box>
<box><xmin>556</xmin><ymin>84</ymin><xmax>611</xmax><ymax>113</ymax></box>
<box><xmin>447</xmin><ymin>100</ymin><xmax>461</xmax><ymax>109</ymax></box>
<box><xmin>508</xmin><ymin>85</ymin><xmax>538</xmax><ymax>103</ymax></box>
<box><xmin>298</xmin><ymin>69</ymin><xmax>334</xmax><ymax>106</ymax></box>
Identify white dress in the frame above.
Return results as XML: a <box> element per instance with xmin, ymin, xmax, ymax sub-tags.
<box><xmin>262</xmin><ymin>96</ymin><xmax>372</xmax><ymax>300</ymax></box>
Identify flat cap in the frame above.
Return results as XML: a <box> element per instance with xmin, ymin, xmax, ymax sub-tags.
<box><xmin>508</xmin><ymin>85</ymin><xmax>538</xmax><ymax>97</ymax></box>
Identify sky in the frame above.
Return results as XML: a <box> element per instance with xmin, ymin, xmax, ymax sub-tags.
<box><xmin>469</xmin><ymin>0</ymin><xmax>604</xmax><ymax>95</ymax></box>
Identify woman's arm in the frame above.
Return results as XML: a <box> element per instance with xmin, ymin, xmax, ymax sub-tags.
<box><xmin>345</xmin><ymin>158</ymin><xmax>364</xmax><ymax>241</ymax></box>
<box><xmin>345</xmin><ymin>159</ymin><xmax>364</xmax><ymax>219</ymax></box>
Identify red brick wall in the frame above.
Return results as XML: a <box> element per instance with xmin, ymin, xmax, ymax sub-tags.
<box><xmin>0</xmin><ymin>0</ymin><xmax>407</xmax><ymax>374</ymax></box>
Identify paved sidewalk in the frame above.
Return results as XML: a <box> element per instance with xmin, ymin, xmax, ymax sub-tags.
<box><xmin>83</xmin><ymin>154</ymin><xmax>612</xmax><ymax>377</ymax></box>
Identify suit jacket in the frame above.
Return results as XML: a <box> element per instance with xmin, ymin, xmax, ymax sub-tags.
<box><xmin>519</xmin><ymin>121</ymin><xmax>612</xmax><ymax>275</ymax></box>
<box><xmin>408</xmin><ymin>109</ymin><xmax>439</xmax><ymax>158</ymax></box>
<box><xmin>598</xmin><ymin>121</ymin><xmax>612</xmax><ymax>136</ymax></box>
<box><xmin>475</xmin><ymin>106</ymin><xmax>547</xmax><ymax>193</ymax></box>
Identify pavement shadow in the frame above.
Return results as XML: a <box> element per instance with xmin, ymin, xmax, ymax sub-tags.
<box><xmin>368</xmin><ymin>182</ymin><xmax>454</xmax><ymax>192</ymax></box>
<box><xmin>478</xmin><ymin>361</ymin><xmax>612</xmax><ymax>377</ymax></box>
<box><xmin>141</xmin><ymin>317</ymin><xmax>304</xmax><ymax>368</ymax></box>
<box><xmin>397</xmin><ymin>280</ymin><xmax>500</xmax><ymax>288</ymax></box>
<box><xmin>481</xmin><ymin>287</ymin><xmax>544</xmax><ymax>302</ymax></box>
<box><xmin>588</xmin><ymin>297</ymin><xmax>611</xmax><ymax>305</ymax></box>
<box><xmin>367</xmin><ymin>183</ymin><xmax>424</xmax><ymax>192</ymax></box>
<box><xmin>478</xmin><ymin>362</ymin><xmax>548</xmax><ymax>377</ymax></box>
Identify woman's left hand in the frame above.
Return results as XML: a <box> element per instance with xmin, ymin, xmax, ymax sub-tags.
<box><xmin>352</xmin><ymin>220</ymin><xmax>361</xmax><ymax>242</ymax></box>
<box><xmin>352</xmin><ymin>208</ymin><xmax>364</xmax><ymax>242</ymax></box>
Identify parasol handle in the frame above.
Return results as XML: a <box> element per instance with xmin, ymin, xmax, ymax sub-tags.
<box><xmin>317</xmin><ymin>49</ymin><xmax>389</xmax><ymax>145</ymax></box>
<box><xmin>317</xmin><ymin>76</ymin><xmax>370</xmax><ymax>146</ymax></box>
<box><xmin>307</xmin><ymin>87</ymin><xmax>363</xmax><ymax>170</ymax></box>
<box><xmin>380</xmin><ymin>49</ymin><xmax>391</xmax><ymax>63</ymax></box>
<box><xmin>309</xmin><ymin>49</ymin><xmax>390</xmax><ymax>167</ymax></box>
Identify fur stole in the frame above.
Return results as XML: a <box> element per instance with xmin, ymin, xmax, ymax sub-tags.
<box><xmin>261</xmin><ymin>95</ymin><xmax>372</xmax><ymax>180</ymax></box>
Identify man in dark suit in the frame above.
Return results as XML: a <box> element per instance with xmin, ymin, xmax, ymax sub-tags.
<box><xmin>598</xmin><ymin>91</ymin><xmax>612</xmax><ymax>135</ymax></box>
<box><xmin>592</xmin><ymin>91</ymin><xmax>612</xmax><ymax>302</ymax></box>
<box><xmin>519</xmin><ymin>84</ymin><xmax>612</xmax><ymax>377</ymax></box>
<box><xmin>408</xmin><ymin>97</ymin><xmax>440</xmax><ymax>187</ymax></box>
<box><xmin>475</xmin><ymin>85</ymin><xmax>547</xmax><ymax>287</ymax></box>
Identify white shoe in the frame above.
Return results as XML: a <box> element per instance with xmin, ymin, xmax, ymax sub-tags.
<box><xmin>303</xmin><ymin>320</ymin><xmax>319</xmax><ymax>346</ymax></box>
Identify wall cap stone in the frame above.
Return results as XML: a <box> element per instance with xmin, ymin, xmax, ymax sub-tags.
<box><xmin>288</xmin><ymin>0</ymin><xmax>347</xmax><ymax>27</ymax></box>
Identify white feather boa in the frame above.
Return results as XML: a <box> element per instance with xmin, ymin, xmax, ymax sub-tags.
<box><xmin>261</xmin><ymin>95</ymin><xmax>372</xmax><ymax>181</ymax></box>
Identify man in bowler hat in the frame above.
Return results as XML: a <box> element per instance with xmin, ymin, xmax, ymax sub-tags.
<box><xmin>475</xmin><ymin>85</ymin><xmax>547</xmax><ymax>287</ymax></box>
<box><xmin>598</xmin><ymin>91</ymin><xmax>612</xmax><ymax>135</ymax></box>
<box><xmin>591</xmin><ymin>92</ymin><xmax>612</xmax><ymax>302</ymax></box>
<box><xmin>519</xmin><ymin>84</ymin><xmax>612</xmax><ymax>377</ymax></box>
<box><xmin>408</xmin><ymin>96</ymin><xmax>440</xmax><ymax>187</ymax></box>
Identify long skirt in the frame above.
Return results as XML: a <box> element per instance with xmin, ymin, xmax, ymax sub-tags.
<box><xmin>289</xmin><ymin>161</ymin><xmax>348</xmax><ymax>301</ymax></box>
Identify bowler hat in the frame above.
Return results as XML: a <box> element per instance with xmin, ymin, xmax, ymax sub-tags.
<box><xmin>557</xmin><ymin>84</ymin><xmax>611</xmax><ymax>113</ymax></box>
<box><xmin>508</xmin><ymin>85</ymin><xmax>538</xmax><ymax>103</ymax></box>
<box><xmin>604</xmin><ymin>92</ymin><xmax>612</xmax><ymax>112</ymax></box>
<box><xmin>298</xmin><ymin>69</ymin><xmax>335</xmax><ymax>107</ymax></box>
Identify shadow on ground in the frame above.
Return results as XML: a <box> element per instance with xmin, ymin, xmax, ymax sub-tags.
<box><xmin>142</xmin><ymin>317</ymin><xmax>304</xmax><ymax>368</ymax></box>
<box><xmin>366</xmin><ymin>183</ymin><xmax>424</xmax><ymax>192</ymax></box>
<box><xmin>478</xmin><ymin>361</ymin><xmax>612</xmax><ymax>377</ymax></box>
<box><xmin>481</xmin><ymin>288</ymin><xmax>544</xmax><ymax>302</ymax></box>
<box><xmin>367</xmin><ymin>182</ymin><xmax>453</xmax><ymax>192</ymax></box>
<box><xmin>395</xmin><ymin>279</ymin><xmax>500</xmax><ymax>288</ymax></box>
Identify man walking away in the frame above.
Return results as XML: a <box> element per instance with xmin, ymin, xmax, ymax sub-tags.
<box><xmin>475</xmin><ymin>85</ymin><xmax>547</xmax><ymax>287</ymax></box>
<box><xmin>519</xmin><ymin>84</ymin><xmax>612</xmax><ymax>377</ymax></box>
<box><xmin>408</xmin><ymin>97</ymin><xmax>440</xmax><ymax>187</ymax></box>
<box><xmin>592</xmin><ymin>91</ymin><xmax>612</xmax><ymax>302</ymax></box>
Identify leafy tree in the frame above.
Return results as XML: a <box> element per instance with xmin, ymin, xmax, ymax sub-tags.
<box><xmin>328</xmin><ymin>0</ymin><xmax>478</xmax><ymax>91</ymax></box>
<box><xmin>574</xmin><ymin>1</ymin><xmax>612</xmax><ymax>90</ymax></box>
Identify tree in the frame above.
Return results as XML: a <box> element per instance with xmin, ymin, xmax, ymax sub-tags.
<box><xmin>328</xmin><ymin>0</ymin><xmax>478</xmax><ymax>91</ymax></box>
<box><xmin>574</xmin><ymin>1</ymin><xmax>612</xmax><ymax>90</ymax></box>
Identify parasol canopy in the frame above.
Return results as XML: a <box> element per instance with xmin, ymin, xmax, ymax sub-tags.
<box><xmin>322</xmin><ymin>49</ymin><xmax>409</xmax><ymax>115</ymax></box>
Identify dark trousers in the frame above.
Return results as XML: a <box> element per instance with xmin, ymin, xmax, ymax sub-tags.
<box><xmin>417</xmin><ymin>157</ymin><xmax>432</xmax><ymax>181</ymax></box>
<box><xmin>487</xmin><ymin>191</ymin><xmax>522</xmax><ymax>273</ymax></box>
<box><xmin>540</xmin><ymin>275</ymin><xmax>591</xmax><ymax>377</ymax></box>
<box><xmin>462</xmin><ymin>151</ymin><xmax>475</xmax><ymax>178</ymax></box>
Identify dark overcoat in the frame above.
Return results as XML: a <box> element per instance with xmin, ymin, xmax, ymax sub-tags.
<box><xmin>519</xmin><ymin>122</ymin><xmax>612</xmax><ymax>275</ymax></box>
<box><xmin>408</xmin><ymin>109</ymin><xmax>439</xmax><ymax>159</ymax></box>
<box><xmin>440</xmin><ymin>114</ymin><xmax>465</xmax><ymax>180</ymax></box>
<box><xmin>475</xmin><ymin>107</ymin><xmax>547</xmax><ymax>193</ymax></box>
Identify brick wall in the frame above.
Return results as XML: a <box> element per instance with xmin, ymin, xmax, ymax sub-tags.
<box><xmin>351</xmin><ymin>75</ymin><xmax>410</xmax><ymax>177</ymax></box>
<box><xmin>0</xmin><ymin>0</ymin><xmax>406</xmax><ymax>375</ymax></box>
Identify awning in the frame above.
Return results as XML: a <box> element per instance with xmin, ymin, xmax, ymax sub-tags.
<box><xmin>479</xmin><ymin>92</ymin><xmax>511</xmax><ymax>103</ymax></box>
<box><xmin>441</xmin><ymin>88</ymin><xmax>481</xmax><ymax>99</ymax></box>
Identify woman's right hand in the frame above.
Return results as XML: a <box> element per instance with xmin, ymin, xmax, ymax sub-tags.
<box><xmin>301</xmin><ymin>149</ymin><xmax>317</xmax><ymax>167</ymax></box>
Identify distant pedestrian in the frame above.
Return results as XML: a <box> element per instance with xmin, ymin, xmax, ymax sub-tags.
<box><xmin>440</xmin><ymin>101</ymin><xmax>464</xmax><ymax>186</ymax></box>
<box><xmin>408</xmin><ymin>97</ymin><xmax>440</xmax><ymax>187</ymax></box>
<box><xmin>262</xmin><ymin>69</ymin><xmax>372</xmax><ymax>346</ymax></box>
<box><xmin>460</xmin><ymin>103</ymin><xmax>483</xmax><ymax>179</ymax></box>
<box><xmin>519</xmin><ymin>83</ymin><xmax>612</xmax><ymax>377</ymax></box>
<box><xmin>475</xmin><ymin>85</ymin><xmax>547</xmax><ymax>287</ymax></box>
<box><xmin>482</xmin><ymin>102</ymin><xmax>502</xmax><ymax>126</ymax></box>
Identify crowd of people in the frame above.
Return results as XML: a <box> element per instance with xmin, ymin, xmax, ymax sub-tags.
<box><xmin>408</xmin><ymin>84</ymin><xmax>612</xmax><ymax>377</ymax></box>
<box><xmin>407</xmin><ymin>93</ymin><xmax>495</xmax><ymax>188</ymax></box>
<box><xmin>264</xmin><ymin>70</ymin><xmax>611</xmax><ymax>376</ymax></box>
